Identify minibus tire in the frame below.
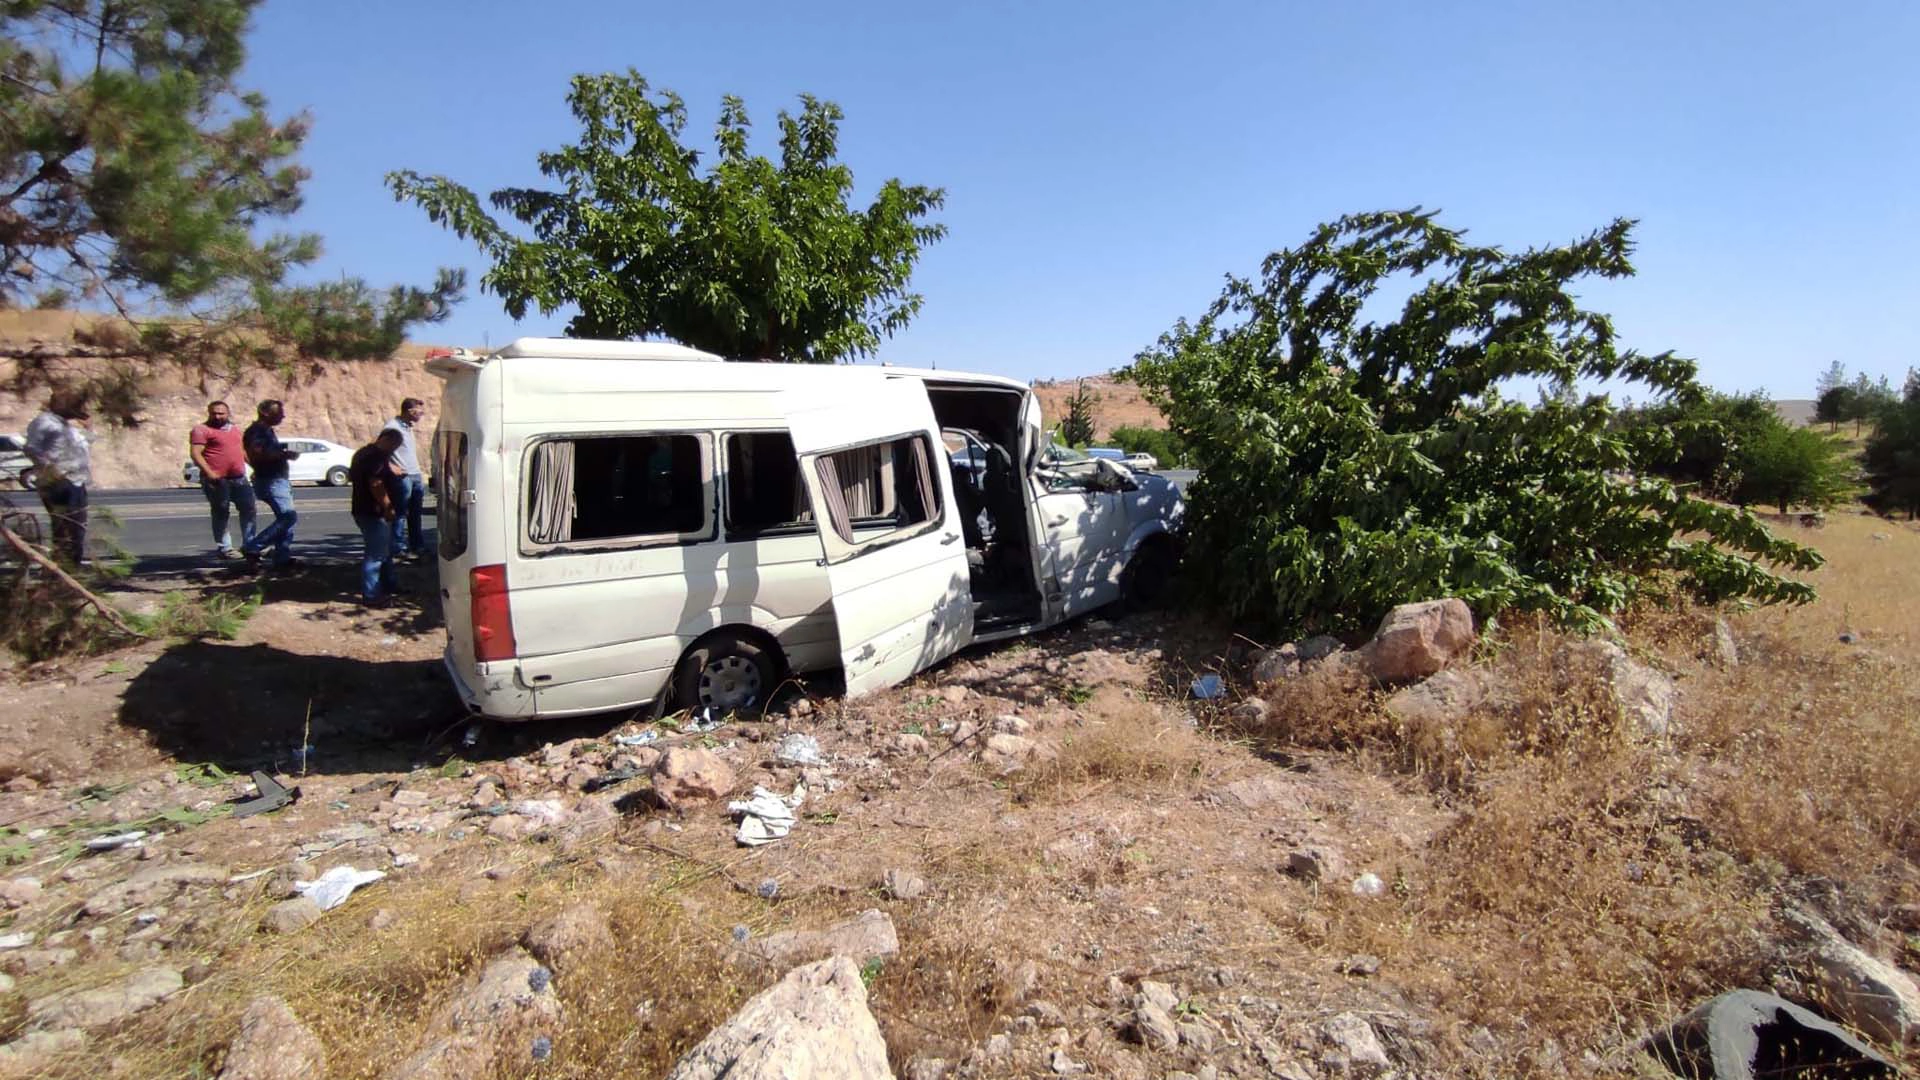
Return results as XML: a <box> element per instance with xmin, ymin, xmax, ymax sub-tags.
<box><xmin>1119</xmin><ymin>537</ymin><xmax>1177</xmax><ymax>611</ymax></box>
<box><xmin>673</xmin><ymin>632</ymin><xmax>777</xmax><ymax>717</ymax></box>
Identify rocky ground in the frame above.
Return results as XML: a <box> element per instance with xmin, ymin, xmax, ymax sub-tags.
<box><xmin>0</xmin><ymin>531</ymin><xmax>1917</xmax><ymax>1078</ymax></box>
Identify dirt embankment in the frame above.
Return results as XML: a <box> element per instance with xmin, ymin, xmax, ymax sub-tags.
<box><xmin>0</xmin><ymin>311</ymin><xmax>449</xmax><ymax>489</ymax></box>
<box><xmin>1030</xmin><ymin>374</ymin><xmax>1165</xmax><ymax>439</ymax></box>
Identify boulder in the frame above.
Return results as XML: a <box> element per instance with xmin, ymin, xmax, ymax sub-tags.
<box><xmin>218</xmin><ymin>995</ymin><xmax>327</xmax><ymax>1080</ymax></box>
<box><xmin>1358</xmin><ymin>599</ymin><xmax>1475</xmax><ymax>683</ymax></box>
<box><xmin>1320</xmin><ymin>1012</ymin><xmax>1391</xmax><ymax>1074</ymax></box>
<box><xmin>881</xmin><ymin>869</ymin><xmax>929</xmax><ymax>902</ymax></box>
<box><xmin>27</xmin><ymin>965</ymin><xmax>181</xmax><ymax>1031</ymax></box>
<box><xmin>1558</xmin><ymin>639</ymin><xmax>1678</xmax><ymax>738</ymax></box>
<box><xmin>1643</xmin><ymin>989</ymin><xmax>1896</xmax><ymax>1079</ymax></box>
<box><xmin>521</xmin><ymin>903</ymin><xmax>614</xmax><ymax>976</ymax></box>
<box><xmin>1382</xmin><ymin>668</ymin><xmax>1488</xmax><ymax>728</ymax></box>
<box><xmin>1250</xmin><ymin>646</ymin><xmax>1300</xmax><ymax>686</ymax></box>
<box><xmin>384</xmin><ymin>947</ymin><xmax>563</xmax><ymax>1080</ymax></box>
<box><xmin>1282</xmin><ymin>847</ymin><xmax>1345</xmax><ymax>884</ymax></box>
<box><xmin>261</xmin><ymin>897</ymin><xmax>323</xmax><ymax>935</ymax></box>
<box><xmin>1132</xmin><ymin>993</ymin><xmax>1178</xmax><ymax>1051</ymax></box>
<box><xmin>666</xmin><ymin>956</ymin><xmax>892</xmax><ymax>1079</ymax></box>
<box><xmin>980</xmin><ymin>733</ymin><xmax>1036</xmax><ymax>774</ymax></box>
<box><xmin>0</xmin><ymin>1029</ymin><xmax>88</xmax><ymax>1073</ymax></box>
<box><xmin>1782</xmin><ymin>910</ymin><xmax>1920</xmax><ymax>1047</ymax></box>
<box><xmin>1712</xmin><ymin>618</ymin><xmax>1740</xmax><ymax>668</ymax></box>
<box><xmin>747</xmin><ymin>909</ymin><xmax>899</xmax><ymax>969</ymax></box>
<box><xmin>652</xmin><ymin>748</ymin><xmax>737</xmax><ymax>809</ymax></box>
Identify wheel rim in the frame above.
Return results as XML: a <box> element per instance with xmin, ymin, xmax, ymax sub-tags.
<box><xmin>697</xmin><ymin>655</ymin><xmax>763</xmax><ymax>711</ymax></box>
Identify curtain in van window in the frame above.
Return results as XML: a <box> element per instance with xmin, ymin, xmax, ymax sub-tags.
<box><xmin>527</xmin><ymin>440</ymin><xmax>577</xmax><ymax>544</ymax></box>
<box><xmin>908</xmin><ymin>437</ymin><xmax>935</xmax><ymax>519</ymax></box>
<box><xmin>815</xmin><ymin>454</ymin><xmax>854</xmax><ymax>544</ymax></box>
<box><xmin>841</xmin><ymin>444</ymin><xmax>882</xmax><ymax>517</ymax></box>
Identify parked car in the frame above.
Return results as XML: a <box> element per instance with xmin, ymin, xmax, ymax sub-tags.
<box><xmin>182</xmin><ymin>436</ymin><xmax>353</xmax><ymax>486</ymax></box>
<box><xmin>1122</xmin><ymin>451</ymin><xmax>1158</xmax><ymax>472</ymax></box>
<box><xmin>1</xmin><ymin>433</ymin><xmax>34</xmax><ymax>489</ymax></box>
<box><xmin>429</xmin><ymin>337</ymin><xmax>1185</xmax><ymax>722</ymax></box>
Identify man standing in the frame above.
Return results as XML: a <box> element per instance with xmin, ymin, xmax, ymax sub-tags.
<box><xmin>241</xmin><ymin>399</ymin><xmax>301</xmax><ymax>570</ymax></box>
<box><xmin>349</xmin><ymin>429</ymin><xmax>405</xmax><ymax>605</ymax></box>
<box><xmin>189</xmin><ymin>401</ymin><xmax>255</xmax><ymax>560</ymax></box>
<box><xmin>23</xmin><ymin>387</ymin><xmax>92</xmax><ymax>565</ymax></box>
<box><xmin>381</xmin><ymin>397</ymin><xmax>428</xmax><ymax>559</ymax></box>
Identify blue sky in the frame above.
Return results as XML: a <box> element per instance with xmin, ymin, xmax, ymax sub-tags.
<box><xmin>244</xmin><ymin>0</ymin><xmax>1916</xmax><ymax>397</ymax></box>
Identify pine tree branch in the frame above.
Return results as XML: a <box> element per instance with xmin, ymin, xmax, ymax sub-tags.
<box><xmin>0</xmin><ymin>524</ymin><xmax>146</xmax><ymax>639</ymax></box>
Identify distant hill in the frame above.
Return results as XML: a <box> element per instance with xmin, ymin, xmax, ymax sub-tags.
<box><xmin>1772</xmin><ymin>399</ymin><xmax>1816</xmax><ymax>427</ymax></box>
<box><xmin>1029</xmin><ymin>375</ymin><xmax>1164</xmax><ymax>440</ymax></box>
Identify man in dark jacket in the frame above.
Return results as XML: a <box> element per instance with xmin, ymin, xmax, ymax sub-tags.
<box><xmin>349</xmin><ymin>429</ymin><xmax>405</xmax><ymax>605</ymax></box>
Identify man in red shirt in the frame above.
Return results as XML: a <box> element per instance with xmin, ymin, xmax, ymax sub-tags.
<box><xmin>189</xmin><ymin>400</ymin><xmax>256</xmax><ymax>561</ymax></box>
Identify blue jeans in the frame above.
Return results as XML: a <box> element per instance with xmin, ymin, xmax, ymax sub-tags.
<box><xmin>390</xmin><ymin>473</ymin><xmax>427</xmax><ymax>554</ymax></box>
<box><xmin>201</xmin><ymin>475</ymin><xmax>257</xmax><ymax>553</ymax></box>
<box><xmin>355</xmin><ymin>513</ymin><xmax>398</xmax><ymax>600</ymax></box>
<box><xmin>244</xmin><ymin>475</ymin><xmax>297</xmax><ymax>565</ymax></box>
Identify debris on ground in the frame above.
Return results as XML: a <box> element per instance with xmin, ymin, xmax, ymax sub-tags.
<box><xmin>293</xmin><ymin>866</ymin><xmax>386</xmax><ymax>911</ymax></box>
<box><xmin>729</xmin><ymin>783</ymin><xmax>804</xmax><ymax>847</ymax></box>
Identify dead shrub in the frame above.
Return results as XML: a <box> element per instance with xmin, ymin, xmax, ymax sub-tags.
<box><xmin>1011</xmin><ymin>695</ymin><xmax>1210</xmax><ymax>806</ymax></box>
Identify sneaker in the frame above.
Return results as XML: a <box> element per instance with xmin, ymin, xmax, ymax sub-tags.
<box><xmin>218</xmin><ymin>548</ymin><xmax>245</xmax><ymax>561</ymax></box>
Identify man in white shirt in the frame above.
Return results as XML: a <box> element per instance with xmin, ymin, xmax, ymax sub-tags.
<box><xmin>381</xmin><ymin>397</ymin><xmax>429</xmax><ymax>560</ymax></box>
<box><xmin>23</xmin><ymin>387</ymin><xmax>93</xmax><ymax>565</ymax></box>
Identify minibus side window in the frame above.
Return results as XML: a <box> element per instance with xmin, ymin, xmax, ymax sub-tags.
<box><xmin>723</xmin><ymin>431</ymin><xmax>812</xmax><ymax>539</ymax></box>
<box><xmin>814</xmin><ymin>434</ymin><xmax>939</xmax><ymax>548</ymax></box>
<box><xmin>436</xmin><ymin>431</ymin><xmax>469</xmax><ymax>560</ymax></box>
<box><xmin>523</xmin><ymin>433</ymin><xmax>710</xmax><ymax>550</ymax></box>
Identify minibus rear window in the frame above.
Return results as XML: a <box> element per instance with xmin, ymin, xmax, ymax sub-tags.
<box><xmin>435</xmin><ymin>431</ymin><xmax>469</xmax><ymax>560</ymax></box>
<box><xmin>524</xmin><ymin>433</ymin><xmax>710</xmax><ymax>550</ymax></box>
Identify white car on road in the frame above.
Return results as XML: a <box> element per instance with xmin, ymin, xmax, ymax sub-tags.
<box><xmin>182</xmin><ymin>437</ymin><xmax>355</xmax><ymax>487</ymax></box>
<box><xmin>1122</xmin><ymin>452</ymin><xmax>1158</xmax><ymax>472</ymax></box>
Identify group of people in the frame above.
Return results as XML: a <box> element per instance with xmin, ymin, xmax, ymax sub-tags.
<box><xmin>21</xmin><ymin>390</ymin><xmax>429</xmax><ymax>607</ymax></box>
<box><xmin>189</xmin><ymin>396</ymin><xmax>430</xmax><ymax>605</ymax></box>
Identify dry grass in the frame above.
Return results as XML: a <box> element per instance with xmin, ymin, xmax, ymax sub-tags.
<box><xmin>28</xmin><ymin>839</ymin><xmax>765</xmax><ymax>1079</ymax></box>
<box><xmin>1012</xmin><ymin>687</ymin><xmax>1211</xmax><ymax>804</ymax></box>
<box><xmin>1230</xmin><ymin>510</ymin><xmax>1920</xmax><ymax>1072</ymax></box>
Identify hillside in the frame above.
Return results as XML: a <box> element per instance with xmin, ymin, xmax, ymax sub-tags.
<box><xmin>0</xmin><ymin>312</ymin><xmax>447</xmax><ymax>489</ymax></box>
<box><xmin>1029</xmin><ymin>374</ymin><xmax>1164</xmax><ymax>440</ymax></box>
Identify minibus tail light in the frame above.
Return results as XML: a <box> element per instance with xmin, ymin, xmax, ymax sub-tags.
<box><xmin>470</xmin><ymin>564</ymin><xmax>517</xmax><ymax>662</ymax></box>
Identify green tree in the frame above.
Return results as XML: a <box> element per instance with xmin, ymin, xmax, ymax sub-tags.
<box><xmin>0</xmin><ymin>1</ymin><xmax>463</xmax><ymax>415</ymax></box>
<box><xmin>1060</xmin><ymin>380</ymin><xmax>1097</xmax><ymax>446</ymax></box>
<box><xmin>1844</xmin><ymin>373</ymin><xmax>1897</xmax><ymax>435</ymax></box>
<box><xmin>389</xmin><ymin>72</ymin><xmax>946</xmax><ymax>362</ymax></box>
<box><xmin>1616</xmin><ymin>389</ymin><xmax>1780</xmax><ymax>497</ymax></box>
<box><xmin>1863</xmin><ymin>383</ymin><xmax>1920</xmax><ymax>519</ymax></box>
<box><xmin>1130</xmin><ymin>210</ymin><xmax>1821</xmax><ymax>635</ymax></box>
<box><xmin>1815</xmin><ymin>384</ymin><xmax>1858</xmax><ymax>430</ymax></box>
<box><xmin>1727</xmin><ymin>424</ymin><xmax>1857</xmax><ymax>513</ymax></box>
<box><xmin>1109</xmin><ymin>424</ymin><xmax>1189</xmax><ymax>467</ymax></box>
<box><xmin>1814</xmin><ymin>360</ymin><xmax>1848</xmax><ymax>398</ymax></box>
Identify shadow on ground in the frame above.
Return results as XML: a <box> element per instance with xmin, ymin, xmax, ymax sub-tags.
<box><xmin>117</xmin><ymin>639</ymin><xmax>460</xmax><ymax>777</ymax></box>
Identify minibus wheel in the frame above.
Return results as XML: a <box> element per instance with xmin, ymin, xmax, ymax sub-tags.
<box><xmin>673</xmin><ymin>632</ymin><xmax>777</xmax><ymax>716</ymax></box>
<box><xmin>1119</xmin><ymin>536</ymin><xmax>1178</xmax><ymax>610</ymax></box>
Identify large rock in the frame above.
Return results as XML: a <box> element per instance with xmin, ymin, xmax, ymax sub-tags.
<box><xmin>1358</xmin><ymin>600</ymin><xmax>1475</xmax><ymax>683</ymax></box>
<box><xmin>1382</xmin><ymin>668</ymin><xmax>1487</xmax><ymax>728</ymax></box>
<box><xmin>748</xmin><ymin>909</ymin><xmax>900</xmax><ymax>969</ymax></box>
<box><xmin>384</xmin><ymin>947</ymin><xmax>563</xmax><ymax>1080</ymax></box>
<box><xmin>27</xmin><ymin>965</ymin><xmax>181</xmax><ymax>1031</ymax></box>
<box><xmin>261</xmin><ymin>897</ymin><xmax>323</xmax><ymax>935</ymax></box>
<box><xmin>521</xmin><ymin>903</ymin><xmax>614</xmax><ymax>976</ymax></box>
<box><xmin>0</xmin><ymin>1029</ymin><xmax>88</xmax><ymax>1074</ymax></box>
<box><xmin>1319</xmin><ymin>1012</ymin><xmax>1391</xmax><ymax>1074</ymax></box>
<box><xmin>1643</xmin><ymin>989</ymin><xmax>1896</xmax><ymax>1079</ymax></box>
<box><xmin>652</xmin><ymin>748</ymin><xmax>737</xmax><ymax>809</ymax></box>
<box><xmin>666</xmin><ymin>956</ymin><xmax>893</xmax><ymax>1080</ymax></box>
<box><xmin>218</xmin><ymin>995</ymin><xmax>327</xmax><ymax>1080</ymax></box>
<box><xmin>1782</xmin><ymin>909</ymin><xmax>1920</xmax><ymax>1047</ymax></box>
<box><xmin>1557</xmin><ymin>639</ymin><xmax>1678</xmax><ymax>738</ymax></box>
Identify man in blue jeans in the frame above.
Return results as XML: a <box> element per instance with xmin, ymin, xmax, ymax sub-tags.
<box><xmin>189</xmin><ymin>400</ymin><xmax>255</xmax><ymax>560</ymax></box>
<box><xmin>241</xmin><ymin>399</ymin><xmax>302</xmax><ymax>570</ymax></box>
<box><xmin>381</xmin><ymin>397</ymin><xmax>429</xmax><ymax>559</ymax></box>
<box><xmin>349</xmin><ymin>429</ymin><xmax>405</xmax><ymax>605</ymax></box>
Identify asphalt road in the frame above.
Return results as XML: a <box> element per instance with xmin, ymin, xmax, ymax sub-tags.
<box><xmin>9</xmin><ymin>471</ymin><xmax>1198</xmax><ymax>572</ymax></box>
